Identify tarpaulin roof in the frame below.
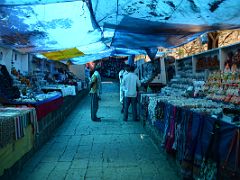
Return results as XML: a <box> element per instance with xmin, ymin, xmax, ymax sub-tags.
<box><xmin>0</xmin><ymin>0</ymin><xmax>78</xmax><ymax>5</ymax></box>
<box><xmin>0</xmin><ymin>0</ymin><xmax>240</xmax><ymax>64</ymax></box>
<box><xmin>0</xmin><ymin>1</ymin><xmax>102</xmax><ymax>52</ymax></box>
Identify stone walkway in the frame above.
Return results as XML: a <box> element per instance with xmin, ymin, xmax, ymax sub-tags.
<box><xmin>18</xmin><ymin>82</ymin><xmax>179</xmax><ymax>180</ymax></box>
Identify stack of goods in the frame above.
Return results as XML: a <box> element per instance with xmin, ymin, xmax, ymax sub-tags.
<box><xmin>162</xmin><ymin>58</ymin><xmax>194</xmax><ymax>96</ymax></box>
<box><xmin>12</xmin><ymin>91</ymin><xmax>63</xmax><ymax>120</ymax></box>
<box><xmin>0</xmin><ymin>107</ymin><xmax>38</xmax><ymax>148</ymax></box>
<box><xmin>41</xmin><ymin>84</ymin><xmax>76</xmax><ymax>97</ymax></box>
<box><xmin>162</xmin><ymin>75</ymin><xmax>194</xmax><ymax>96</ymax></box>
<box><xmin>31</xmin><ymin>70</ymin><xmax>47</xmax><ymax>88</ymax></box>
<box><xmin>63</xmin><ymin>71</ymin><xmax>81</xmax><ymax>87</ymax></box>
<box><xmin>147</xmin><ymin>95</ymin><xmax>231</xmax><ymax>126</ymax></box>
<box><xmin>11</xmin><ymin>68</ymin><xmax>31</xmax><ymax>87</ymax></box>
<box><xmin>162</xmin><ymin>57</ymin><xmax>205</xmax><ymax>97</ymax></box>
<box><xmin>204</xmin><ymin>68</ymin><xmax>240</xmax><ymax>105</ymax></box>
<box><xmin>14</xmin><ymin>91</ymin><xmax>62</xmax><ymax>104</ymax></box>
<box><xmin>11</xmin><ymin>68</ymin><xmax>32</xmax><ymax>98</ymax></box>
<box><xmin>196</xmin><ymin>55</ymin><xmax>219</xmax><ymax>71</ymax></box>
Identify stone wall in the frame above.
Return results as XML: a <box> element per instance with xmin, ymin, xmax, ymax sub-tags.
<box><xmin>170</xmin><ymin>30</ymin><xmax>240</xmax><ymax>59</ymax></box>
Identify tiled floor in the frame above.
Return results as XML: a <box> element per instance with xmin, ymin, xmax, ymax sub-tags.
<box><xmin>18</xmin><ymin>82</ymin><xmax>179</xmax><ymax>180</ymax></box>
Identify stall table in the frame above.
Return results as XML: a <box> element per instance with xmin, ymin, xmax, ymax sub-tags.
<box><xmin>12</xmin><ymin>92</ymin><xmax>63</xmax><ymax>120</ymax></box>
<box><xmin>41</xmin><ymin>85</ymin><xmax>76</xmax><ymax>97</ymax></box>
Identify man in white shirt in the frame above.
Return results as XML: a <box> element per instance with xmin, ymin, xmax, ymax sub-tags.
<box><xmin>119</xmin><ymin>65</ymin><xmax>129</xmax><ymax>113</ymax></box>
<box><xmin>122</xmin><ymin>66</ymin><xmax>141</xmax><ymax>121</ymax></box>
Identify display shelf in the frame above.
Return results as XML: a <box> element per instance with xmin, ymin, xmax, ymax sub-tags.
<box><xmin>175</xmin><ymin>42</ymin><xmax>240</xmax><ymax>74</ymax></box>
<box><xmin>221</xmin><ymin>42</ymin><xmax>240</xmax><ymax>70</ymax></box>
<box><xmin>175</xmin><ymin>56</ymin><xmax>192</xmax><ymax>76</ymax></box>
<box><xmin>193</xmin><ymin>48</ymin><xmax>220</xmax><ymax>73</ymax></box>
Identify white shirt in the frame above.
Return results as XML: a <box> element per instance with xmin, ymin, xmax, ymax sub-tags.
<box><xmin>123</xmin><ymin>72</ymin><xmax>141</xmax><ymax>97</ymax></box>
<box><xmin>119</xmin><ymin>70</ymin><xmax>128</xmax><ymax>85</ymax></box>
<box><xmin>119</xmin><ymin>70</ymin><xmax>124</xmax><ymax>84</ymax></box>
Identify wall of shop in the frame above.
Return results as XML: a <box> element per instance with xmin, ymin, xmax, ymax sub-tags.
<box><xmin>27</xmin><ymin>54</ymin><xmax>34</xmax><ymax>73</ymax></box>
<box><xmin>11</xmin><ymin>51</ymin><xmax>29</xmax><ymax>75</ymax></box>
<box><xmin>69</xmin><ymin>64</ymin><xmax>85</xmax><ymax>80</ymax></box>
<box><xmin>0</xmin><ymin>47</ymin><xmax>13</xmax><ymax>73</ymax></box>
<box><xmin>0</xmin><ymin>47</ymin><xmax>29</xmax><ymax>74</ymax></box>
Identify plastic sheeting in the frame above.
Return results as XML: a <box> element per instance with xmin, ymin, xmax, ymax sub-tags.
<box><xmin>0</xmin><ymin>0</ymin><xmax>240</xmax><ymax>64</ymax></box>
<box><xmin>0</xmin><ymin>1</ymin><xmax>102</xmax><ymax>52</ymax></box>
<box><xmin>0</xmin><ymin>0</ymin><xmax>79</xmax><ymax>5</ymax></box>
<box><xmin>92</xmin><ymin>0</ymin><xmax>240</xmax><ymax>49</ymax></box>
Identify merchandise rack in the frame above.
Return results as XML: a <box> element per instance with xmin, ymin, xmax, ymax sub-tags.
<box><xmin>175</xmin><ymin>42</ymin><xmax>240</xmax><ymax>75</ymax></box>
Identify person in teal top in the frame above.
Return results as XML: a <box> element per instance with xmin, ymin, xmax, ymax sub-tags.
<box><xmin>89</xmin><ymin>67</ymin><xmax>101</xmax><ymax>122</ymax></box>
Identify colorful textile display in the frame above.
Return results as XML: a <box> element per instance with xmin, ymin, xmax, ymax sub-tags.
<box><xmin>143</xmin><ymin>95</ymin><xmax>240</xmax><ymax>179</ymax></box>
<box><xmin>0</xmin><ymin>107</ymin><xmax>38</xmax><ymax>149</ymax></box>
<box><xmin>0</xmin><ymin>125</ymin><xmax>34</xmax><ymax>176</ymax></box>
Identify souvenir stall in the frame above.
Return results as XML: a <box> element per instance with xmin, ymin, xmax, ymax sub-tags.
<box><xmin>0</xmin><ymin>64</ymin><xmax>64</xmax><ymax>120</ymax></box>
<box><xmin>139</xmin><ymin>42</ymin><xmax>240</xmax><ymax>179</ymax></box>
<box><xmin>0</xmin><ymin>56</ymin><xmax>88</xmax><ymax>177</ymax></box>
<box><xmin>29</xmin><ymin>57</ymin><xmax>84</xmax><ymax>95</ymax></box>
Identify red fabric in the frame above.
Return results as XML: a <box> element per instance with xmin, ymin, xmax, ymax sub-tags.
<box><xmin>34</xmin><ymin>97</ymin><xmax>64</xmax><ymax>120</ymax></box>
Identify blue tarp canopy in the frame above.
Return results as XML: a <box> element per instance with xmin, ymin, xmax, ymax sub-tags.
<box><xmin>0</xmin><ymin>0</ymin><xmax>78</xmax><ymax>5</ymax></box>
<box><xmin>0</xmin><ymin>0</ymin><xmax>240</xmax><ymax>63</ymax></box>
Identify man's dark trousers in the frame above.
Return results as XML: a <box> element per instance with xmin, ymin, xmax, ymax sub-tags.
<box><xmin>123</xmin><ymin>97</ymin><xmax>137</xmax><ymax>121</ymax></box>
<box><xmin>90</xmin><ymin>93</ymin><xmax>99</xmax><ymax>121</ymax></box>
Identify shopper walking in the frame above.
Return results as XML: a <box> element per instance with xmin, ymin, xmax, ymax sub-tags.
<box><xmin>119</xmin><ymin>64</ymin><xmax>129</xmax><ymax>113</ymax></box>
<box><xmin>122</xmin><ymin>66</ymin><xmax>141</xmax><ymax>121</ymax></box>
<box><xmin>89</xmin><ymin>67</ymin><xmax>101</xmax><ymax>122</ymax></box>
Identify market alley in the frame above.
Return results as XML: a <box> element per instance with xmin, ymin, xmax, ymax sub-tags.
<box><xmin>17</xmin><ymin>82</ymin><xmax>179</xmax><ymax>180</ymax></box>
